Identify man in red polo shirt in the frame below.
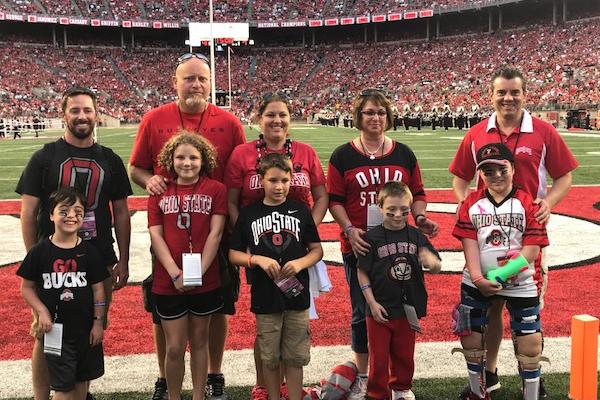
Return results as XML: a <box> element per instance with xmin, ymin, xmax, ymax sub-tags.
<box><xmin>449</xmin><ymin>66</ymin><xmax>578</xmax><ymax>400</ymax></box>
<box><xmin>129</xmin><ymin>53</ymin><xmax>245</xmax><ymax>400</ymax></box>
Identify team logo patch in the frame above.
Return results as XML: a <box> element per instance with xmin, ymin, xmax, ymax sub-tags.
<box><xmin>60</xmin><ymin>288</ymin><xmax>74</xmax><ymax>302</ymax></box>
<box><xmin>485</xmin><ymin>229</ymin><xmax>505</xmax><ymax>246</ymax></box>
<box><xmin>388</xmin><ymin>256</ymin><xmax>412</xmax><ymax>281</ymax></box>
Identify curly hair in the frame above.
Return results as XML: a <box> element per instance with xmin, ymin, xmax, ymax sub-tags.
<box><xmin>157</xmin><ymin>131</ymin><xmax>217</xmax><ymax>178</ymax></box>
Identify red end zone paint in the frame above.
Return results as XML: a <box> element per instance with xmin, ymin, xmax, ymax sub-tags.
<box><xmin>1</xmin><ymin>188</ymin><xmax>599</xmax><ymax>360</ymax></box>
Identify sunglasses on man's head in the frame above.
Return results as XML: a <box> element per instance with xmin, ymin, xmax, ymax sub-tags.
<box><xmin>177</xmin><ymin>53</ymin><xmax>210</xmax><ymax>67</ymax></box>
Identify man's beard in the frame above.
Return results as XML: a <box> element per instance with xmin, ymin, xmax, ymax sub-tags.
<box><xmin>184</xmin><ymin>94</ymin><xmax>207</xmax><ymax>111</ymax></box>
<box><xmin>67</xmin><ymin>120</ymin><xmax>95</xmax><ymax>139</ymax></box>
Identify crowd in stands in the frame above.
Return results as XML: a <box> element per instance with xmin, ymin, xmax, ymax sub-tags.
<box><xmin>3</xmin><ymin>0</ymin><xmax>535</xmax><ymax>21</ymax></box>
<box><xmin>0</xmin><ymin>19</ymin><xmax>598</xmax><ymax>122</ymax></box>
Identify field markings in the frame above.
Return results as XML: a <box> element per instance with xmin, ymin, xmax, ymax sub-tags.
<box><xmin>0</xmin><ymin>337</ymin><xmax>585</xmax><ymax>398</ymax></box>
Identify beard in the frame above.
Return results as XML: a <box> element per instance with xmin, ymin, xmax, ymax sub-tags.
<box><xmin>183</xmin><ymin>94</ymin><xmax>207</xmax><ymax>111</ymax></box>
<box><xmin>67</xmin><ymin>119</ymin><xmax>95</xmax><ymax>139</ymax></box>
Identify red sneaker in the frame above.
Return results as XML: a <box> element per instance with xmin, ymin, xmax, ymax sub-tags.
<box><xmin>280</xmin><ymin>383</ymin><xmax>289</xmax><ymax>400</ymax></box>
<box><xmin>251</xmin><ymin>385</ymin><xmax>268</xmax><ymax>400</ymax></box>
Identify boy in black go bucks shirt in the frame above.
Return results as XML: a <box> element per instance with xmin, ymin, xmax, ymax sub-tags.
<box><xmin>17</xmin><ymin>187</ymin><xmax>108</xmax><ymax>399</ymax></box>
<box><xmin>229</xmin><ymin>153</ymin><xmax>323</xmax><ymax>400</ymax></box>
<box><xmin>357</xmin><ymin>181</ymin><xmax>441</xmax><ymax>400</ymax></box>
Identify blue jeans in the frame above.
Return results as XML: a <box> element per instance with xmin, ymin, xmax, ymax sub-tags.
<box><xmin>343</xmin><ymin>252</ymin><xmax>368</xmax><ymax>354</ymax></box>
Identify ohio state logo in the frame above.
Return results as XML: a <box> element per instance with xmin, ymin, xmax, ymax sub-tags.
<box><xmin>485</xmin><ymin>229</ymin><xmax>505</xmax><ymax>246</ymax></box>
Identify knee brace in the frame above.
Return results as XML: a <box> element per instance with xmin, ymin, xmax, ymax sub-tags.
<box><xmin>508</xmin><ymin>305</ymin><xmax>541</xmax><ymax>335</ymax></box>
<box><xmin>461</xmin><ymin>294</ymin><xmax>489</xmax><ymax>334</ymax></box>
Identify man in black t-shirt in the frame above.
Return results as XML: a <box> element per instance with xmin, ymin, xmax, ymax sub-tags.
<box><xmin>16</xmin><ymin>87</ymin><xmax>132</xmax><ymax>400</ymax></box>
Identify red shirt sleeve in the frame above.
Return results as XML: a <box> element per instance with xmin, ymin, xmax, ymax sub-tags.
<box><xmin>211</xmin><ymin>181</ymin><xmax>228</xmax><ymax>216</ymax></box>
<box><xmin>542</xmin><ymin>125</ymin><xmax>579</xmax><ymax>179</ymax></box>
<box><xmin>130</xmin><ymin>114</ymin><xmax>153</xmax><ymax>170</ymax></box>
<box><xmin>224</xmin><ymin>145</ymin><xmax>246</xmax><ymax>188</ymax></box>
<box><xmin>231</xmin><ymin>116</ymin><xmax>246</xmax><ymax>147</ymax></box>
<box><xmin>147</xmin><ymin>194</ymin><xmax>162</xmax><ymax>228</ymax></box>
<box><xmin>449</xmin><ymin>130</ymin><xmax>477</xmax><ymax>181</ymax></box>
<box><xmin>452</xmin><ymin>195</ymin><xmax>477</xmax><ymax>241</ymax></box>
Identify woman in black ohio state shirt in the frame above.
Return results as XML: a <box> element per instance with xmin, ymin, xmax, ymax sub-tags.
<box><xmin>326</xmin><ymin>89</ymin><xmax>439</xmax><ymax>382</ymax></box>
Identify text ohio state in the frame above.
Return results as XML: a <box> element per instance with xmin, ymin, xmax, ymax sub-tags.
<box><xmin>251</xmin><ymin>212</ymin><xmax>301</xmax><ymax>245</ymax></box>
<box><xmin>159</xmin><ymin>194</ymin><xmax>213</xmax><ymax>214</ymax></box>
<box><xmin>356</xmin><ymin>168</ymin><xmax>404</xmax><ymax>206</ymax></box>
<box><xmin>472</xmin><ymin>213</ymin><xmax>524</xmax><ymax>232</ymax></box>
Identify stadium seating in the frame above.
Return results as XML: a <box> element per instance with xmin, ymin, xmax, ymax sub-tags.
<box><xmin>0</xmin><ymin>18</ymin><xmax>598</xmax><ymax>121</ymax></box>
<box><xmin>2</xmin><ymin>0</ymin><xmax>539</xmax><ymax>21</ymax></box>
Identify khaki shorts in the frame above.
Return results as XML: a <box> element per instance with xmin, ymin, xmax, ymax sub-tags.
<box><xmin>256</xmin><ymin>309</ymin><xmax>310</xmax><ymax>370</ymax></box>
<box><xmin>30</xmin><ymin>268</ymin><xmax>114</xmax><ymax>338</ymax></box>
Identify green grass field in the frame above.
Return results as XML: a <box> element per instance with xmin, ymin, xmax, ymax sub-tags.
<box><xmin>1</xmin><ymin>125</ymin><xmax>598</xmax><ymax>399</ymax></box>
<box><xmin>1</xmin><ymin>124</ymin><xmax>599</xmax><ymax>200</ymax></box>
<box><xmin>2</xmin><ymin>373</ymin><xmax>574</xmax><ymax>400</ymax></box>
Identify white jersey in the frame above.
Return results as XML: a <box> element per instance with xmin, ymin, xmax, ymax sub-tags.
<box><xmin>453</xmin><ymin>187</ymin><xmax>549</xmax><ymax>297</ymax></box>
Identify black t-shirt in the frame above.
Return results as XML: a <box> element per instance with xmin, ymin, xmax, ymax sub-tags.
<box><xmin>17</xmin><ymin>238</ymin><xmax>109</xmax><ymax>337</ymax></box>
<box><xmin>357</xmin><ymin>224</ymin><xmax>440</xmax><ymax>319</ymax></box>
<box><xmin>230</xmin><ymin>199</ymin><xmax>321</xmax><ymax>314</ymax></box>
<box><xmin>15</xmin><ymin>138</ymin><xmax>133</xmax><ymax>249</ymax></box>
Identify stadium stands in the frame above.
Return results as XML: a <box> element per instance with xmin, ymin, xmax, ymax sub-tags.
<box><xmin>2</xmin><ymin>0</ymin><xmax>543</xmax><ymax>21</ymax></box>
<box><xmin>0</xmin><ymin>0</ymin><xmax>598</xmax><ymax>122</ymax></box>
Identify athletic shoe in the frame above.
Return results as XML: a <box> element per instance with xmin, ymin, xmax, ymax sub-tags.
<box><xmin>392</xmin><ymin>389</ymin><xmax>416</xmax><ymax>400</ymax></box>
<box><xmin>251</xmin><ymin>385</ymin><xmax>268</xmax><ymax>400</ymax></box>
<box><xmin>206</xmin><ymin>373</ymin><xmax>228</xmax><ymax>400</ymax></box>
<box><xmin>152</xmin><ymin>378</ymin><xmax>168</xmax><ymax>400</ymax></box>
<box><xmin>484</xmin><ymin>369</ymin><xmax>500</xmax><ymax>392</ymax></box>
<box><xmin>347</xmin><ymin>375</ymin><xmax>367</xmax><ymax>400</ymax></box>
<box><xmin>538</xmin><ymin>377</ymin><xmax>548</xmax><ymax>399</ymax></box>
<box><xmin>459</xmin><ymin>369</ymin><xmax>500</xmax><ymax>399</ymax></box>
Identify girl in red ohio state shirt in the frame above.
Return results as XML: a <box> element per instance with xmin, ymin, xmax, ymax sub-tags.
<box><xmin>147</xmin><ymin>131</ymin><xmax>227</xmax><ymax>400</ymax></box>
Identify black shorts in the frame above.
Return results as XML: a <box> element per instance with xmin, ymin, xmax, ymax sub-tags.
<box><xmin>216</xmin><ymin>242</ymin><xmax>240</xmax><ymax>315</ymax></box>
<box><xmin>45</xmin><ymin>335</ymin><xmax>104</xmax><ymax>391</ymax></box>
<box><xmin>155</xmin><ymin>289</ymin><xmax>224</xmax><ymax>320</ymax></box>
<box><xmin>218</xmin><ymin>281</ymin><xmax>238</xmax><ymax>315</ymax></box>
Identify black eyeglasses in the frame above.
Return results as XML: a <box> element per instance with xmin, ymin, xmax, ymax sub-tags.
<box><xmin>361</xmin><ymin>110</ymin><xmax>387</xmax><ymax>118</ymax></box>
<box><xmin>177</xmin><ymin>53</ymin><xmax>210</xmax><ymax>67</ymax></box>
<box><xmin>262</xmin><ymin>91</ymin><xmax>291</xmax><ymax>103</ymax></box>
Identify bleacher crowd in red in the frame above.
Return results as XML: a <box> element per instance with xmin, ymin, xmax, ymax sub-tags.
<box><xmin>0</xmin><ymin>18</ymin><xmax>598</xmax><ymax>122</ymax></box>
<box><xmin>3</xmin><ymin>0</ymin><xmax>526</xmax><ymax>21</ymax></box>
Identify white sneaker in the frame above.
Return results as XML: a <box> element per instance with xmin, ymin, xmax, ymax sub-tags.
<box><xmin>392</xmin><ymin>389</ymin><xmax>416</xmax><ymax>400</ymax></box>
<box><xmin>347</xmin><ymin>376</ymin><xmax>368</xmax><ymax>400</ymax></box>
